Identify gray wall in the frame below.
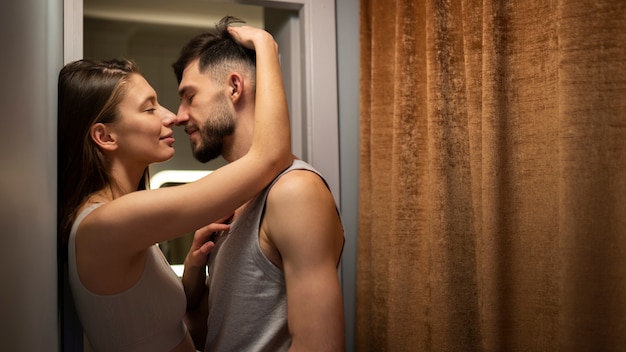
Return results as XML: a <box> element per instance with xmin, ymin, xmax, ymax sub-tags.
<box><xmin>336</xmin><ymin>0</ymin><xmax>360</xmax><ymax>350</ymax></box>
<box><xmin>0</xmin><ymin>0</ymin><xmax>63</xmax><ymax>350</ymax></box>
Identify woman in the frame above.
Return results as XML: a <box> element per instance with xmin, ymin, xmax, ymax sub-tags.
<box><xmin>57</xmin><ymin>25</ymin><xmax>290</xmax><ymax>352</ymax></box>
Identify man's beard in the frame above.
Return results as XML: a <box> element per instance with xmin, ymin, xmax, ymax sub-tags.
<box><xmin>192</xmin><ymin>94</ymin><xmax>235</xmax><ymax>163</ymax></box>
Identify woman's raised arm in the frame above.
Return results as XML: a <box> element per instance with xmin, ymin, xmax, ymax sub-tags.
<box><xmin>82</xmin><ymin>25</ymin><xmax>291</xmax><ymax>253</ymax></box>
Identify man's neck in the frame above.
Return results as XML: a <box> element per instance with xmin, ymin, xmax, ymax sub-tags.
<box><xmin>222</xmin><ymin>135</ymin><xmax>251</xmax><ymax>162</ymax></box>
<box><xmin>222</xmin><ymin>115</ymin><xmax>254</xmax><ymax>162</ymax></box>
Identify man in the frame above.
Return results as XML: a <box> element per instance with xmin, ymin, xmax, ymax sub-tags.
<box><xmin>174</xmin><ymin>16</ymin><xmax>345</xmax><ymax>351</ymax></box>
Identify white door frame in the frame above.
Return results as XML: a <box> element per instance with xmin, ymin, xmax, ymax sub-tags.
<box><xmin>63</xmin><ymin>0</ymin><xmax>340</xmax><ymax>200</ymax></box>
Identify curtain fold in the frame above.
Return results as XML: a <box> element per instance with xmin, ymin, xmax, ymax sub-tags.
<box><xmin>357</xmin><ymin>0</ymin><xmax>626</xmax><ymax>351</ymax></box>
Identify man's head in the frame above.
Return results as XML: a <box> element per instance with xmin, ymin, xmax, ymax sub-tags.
<box><xmin>173</xmin><ymin>16</ymin><xmax>257</xmax><ymax>163</ymax></box>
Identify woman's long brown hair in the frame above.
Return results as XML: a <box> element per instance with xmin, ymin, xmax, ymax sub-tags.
<box><xmin>57</xmin><ymin>58</ymin><xmax>148</xmax><ymax>261</ymax></box>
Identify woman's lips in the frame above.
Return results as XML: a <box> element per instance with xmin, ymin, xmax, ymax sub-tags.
<box><xmin>160</xmin><ymin>133</ymin><xmax>175</xmax><ymax>145</ymax></box>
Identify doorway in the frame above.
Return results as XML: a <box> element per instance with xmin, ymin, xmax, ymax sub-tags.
<box><xmin>62</xmin><ymin>0</ymin><xmax>339</xmax><ymax>351</ymax></box>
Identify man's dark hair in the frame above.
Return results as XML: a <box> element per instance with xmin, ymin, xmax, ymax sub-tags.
<box><xmin>172</xmin><ymin>16</ymin><xmax>256</xmax><ymax>84</ymax></box>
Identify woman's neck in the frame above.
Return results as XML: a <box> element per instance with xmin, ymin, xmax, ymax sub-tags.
<box><xmin>110</xmin><ymin>160</ymin><xmax>146</xmax><ymax>195</ymax></box>
<box><xmin>88</xmin><ymin>184</ymin><xmax>125</xmax><ymax>204</ymax></box>
<box><xmin>90</xmin><ymin>166</ymin><xmax>145</xmax><ymax>203</ymax></box>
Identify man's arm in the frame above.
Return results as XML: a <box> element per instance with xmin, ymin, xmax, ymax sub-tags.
<box><xmin>261</xmin><ymin>169</ymin><xmax>345</xmax><ymax>351</ymax></box>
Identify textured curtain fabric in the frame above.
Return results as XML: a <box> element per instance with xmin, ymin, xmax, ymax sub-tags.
<box><xmin>357</xmin><ymin>0</ymin><xmax>626</xmax><ymax>351</ymax></box>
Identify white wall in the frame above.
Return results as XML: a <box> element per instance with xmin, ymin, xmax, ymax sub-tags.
<box><xmin>0</xmin><ymin>0</ymin><xmax>63</xmax><ymax>350</ymax></box>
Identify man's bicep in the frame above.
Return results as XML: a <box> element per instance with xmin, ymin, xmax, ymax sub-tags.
<box><xmin>282</xmin><ymin>250</ymin><xmax>345</xmax><ymax>351</ymax></box>
<box><xmin>266</xmin><ymin>170</ymin><xmax>344</xmax><ymax>269</ymax></box>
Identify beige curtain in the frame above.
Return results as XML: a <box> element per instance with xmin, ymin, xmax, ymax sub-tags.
<box><xmin>357</xmin><ymin>0</ymin><xmax>626</xmax><ymax>351</ymax></box>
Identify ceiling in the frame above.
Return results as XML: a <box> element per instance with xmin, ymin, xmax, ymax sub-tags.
<box><xmin>84</xmin><ymin>0</ymin><xmax>264</xmax><ymax>29</ymax></box>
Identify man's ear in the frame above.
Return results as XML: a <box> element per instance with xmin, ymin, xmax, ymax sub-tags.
<box><xmin>90</xmin><ymin>123</ymin><xmax>118</xmax><ymax>151</ymax></box>
<box><xmin>228</xmin><ymin>73</ymin><xmax>244</xmax><ymax>104</ymax></box>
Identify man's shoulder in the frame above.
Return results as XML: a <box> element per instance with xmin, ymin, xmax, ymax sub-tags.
<box><xmin>263</xmin><ymin>160</ymin><xmax>337</xmax><ymax>222</ymax></box>
<box><xmin>270</xmin><ymin>167</ymin><xmax>329</xmax><ymax>200</ymax></box>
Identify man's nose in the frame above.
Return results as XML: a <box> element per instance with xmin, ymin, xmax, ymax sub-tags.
<box><xmin>175</xmin><ymin>105</ymin><xmax>189</xmax><ymax>126</ymax></box>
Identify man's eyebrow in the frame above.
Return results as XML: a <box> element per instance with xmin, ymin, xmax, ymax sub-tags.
<box><xmin>178</xmin><ymin>85</ymin><xmax>192</xmax><ymax>97</ymax></box>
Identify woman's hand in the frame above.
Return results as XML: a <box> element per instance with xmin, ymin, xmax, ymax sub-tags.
<box><xmin>185</xmin><ymin>214</ymin><xmax>232</xmax><ymax>268</ymax></box>
<box><xmin>228</xmin><ymin>25</ymin><xmax>277</xmax><ymax>52</ymax></box>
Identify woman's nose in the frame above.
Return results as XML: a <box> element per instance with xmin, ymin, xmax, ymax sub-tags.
<box><xmin>160</xmin><ymin>106</ymin><xmax>177</xmax><ymax>125</ymax></box>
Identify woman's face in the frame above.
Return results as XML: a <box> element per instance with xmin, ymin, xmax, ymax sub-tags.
<box><xmin>110</xmin><ymin>73</ymin><xmax>177</xmax><ymax>166</ymax></box>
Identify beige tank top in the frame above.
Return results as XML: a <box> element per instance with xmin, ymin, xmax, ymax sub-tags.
<box><xmin>68</xmin><ymin>203</ymin><xmax>187</xmax><ymax>351</ymax></box>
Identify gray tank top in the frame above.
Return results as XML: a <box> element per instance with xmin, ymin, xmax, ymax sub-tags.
<box><xmin>204</xmin><ymin>160</ymin><xmax>342</xmax><ymax>351</ymax></box>
<box><xmin>68</xmin><ymin>203</ymin><xmax>187</xmax><ymax>352</ymax></box>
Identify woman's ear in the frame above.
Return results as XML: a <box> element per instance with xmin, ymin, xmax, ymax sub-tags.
<box><xmin>90</xmin><ymin>123</ymin><xmax>118</xmax><ymax>151</ymax></box>
<box><xmin>228</xmin><ymin>72</ymin><xmax>244</xmax><ymax>104</ymax></box>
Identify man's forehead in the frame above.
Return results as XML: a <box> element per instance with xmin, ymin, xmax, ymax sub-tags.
<box><xmin>178</xmin><ymin>64</ymin><xmax>220</xmax><ymax>96</ymax></box>
<box><xmin>179</xmin><ymin>60</ymin><xmax>203</xmax><ymax>93</ymax></box>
